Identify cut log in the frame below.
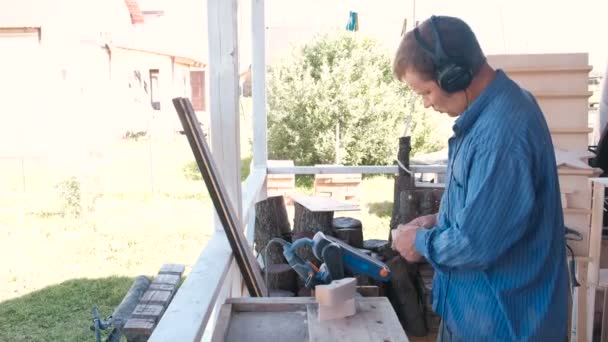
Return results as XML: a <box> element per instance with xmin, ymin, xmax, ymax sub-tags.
<box><xmin>254</xmin><ymin>196</ymin><xmax>291</xmax><ymax>265</ymax></box>
<box><xmin>334</xmin><ymin>228</ymin><xmax>364</xmax><ymax>249</ymax></box>
<box><xmin>263</xmin><ymin>263</ymin><xmax>297</xmax><ymax>293</ymax></box>
<box><xmin>293</xmin><ymin>202</ymin><xmax>334</xmax><ymax>236</ymax></box>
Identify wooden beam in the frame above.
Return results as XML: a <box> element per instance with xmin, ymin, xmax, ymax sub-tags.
<box><xmin>251</xmin><ymin>0</ymin><xmax>268</xmax><ymax>170</ymax></box>
<box><xmin>266</xmin><ymin>164</ymin><xmax>447</xmax><ymax>174</ymax></box>
<box><xmin>148</xmin><ymin>233</ymin><xmax>233</xmax><ymax>342</ymax></box>
<box><xmin>208</xmin><ymin>0</ymin><xmax>243</xmax><ymax>221</ymax></box>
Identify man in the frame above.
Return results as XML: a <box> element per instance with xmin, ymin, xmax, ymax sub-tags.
<box><xmin>391</xmin><ymin>16</ymin><xmax>568</xmax><ymax>341</ymax></box>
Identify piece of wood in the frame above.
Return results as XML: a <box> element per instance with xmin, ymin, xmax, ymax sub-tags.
<box><xmin>152</xmin><ymin>274</ymin><xmax>180</xmax><ymax>287</ymax></box>
<box><xmin>251</xmin><ymin>0</ymin><xmax>267</xmax><ymax>170</ymax></box>
<box><xmin>173</xmin><ymin>98</ymin><xmax>267</xmax><ymax>297</ymax></box>
<box><xmin>291</xmin><ymin>194</ymin><xmax>360</xmax><ymax>212</ymax></box>
<box><xmin>307</xmin><ymin>297</ymin><xmax>409</xmax><ymax>342</ymax></box>
<box><xmin>210</xmin><ymin>304</ymin><xmax>234</xmax><ymax>342</ymax></box>
<box><xmin>123</xmin><ymin>318</ymin><xmax>156</xmax><ymax>342</ymax></box>
<box><xmin>263</xmin><ymin>263</ymin><xmax>297</xmax><ymax>292</ymax></box>
<box><xmin>586</xmin><ymin>180</ymin><xmax>607</xmax><ymax>340</ymax></box>
<box><xmin>216</xmin><ymin>297</ymin><xmax>407</xmax><ymax>341</ymax></box>
<box><xmin>334</xmin><ymin>228</ymin><xmax>364</xmax><ymax>249</ymax></box>
<box><xmin>254</xmin><ymin>195</ymin><xmax>291</xmax><ymax>265</ymax></box>
<box><xmin>269</xmin><ymin>289</ymin><xmax>295</xmax><ymax>297</ymax></box>
<box><xmin>315</xmin><ymin>278</ymin><xmax>357</xmax><ymax>307</ymax></box>
<box><xmin>293</xmin><ymin>202</ymin><xmax>335</xmax><ymax>236</ymax></box>
<box><xmin>131</xmin><ymin>303</ymin><xmax>165</xmax><ymax>322</ymax></box>
<box><xmin>140</xmin><ymin>290</ymin><xmax>173</xmax><ymax>306</ymax></box>
<box><xmin>159</xmin><ymin>263</ymin><xmax>185</xmax><ymax>276</ymax></box>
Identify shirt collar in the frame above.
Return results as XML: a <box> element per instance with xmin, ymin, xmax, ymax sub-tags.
<box><xmin>452</xmin><ymin>69</ymin><xmax>508</xmax><ymax>136</ymax></box>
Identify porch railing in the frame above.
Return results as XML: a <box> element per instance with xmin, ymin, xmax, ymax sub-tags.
<box><xmin>149</xmin><ymin>164</ymin><xmax>446</xmax><ymax>342</ymax></box>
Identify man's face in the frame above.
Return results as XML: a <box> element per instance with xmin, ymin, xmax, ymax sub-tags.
<box><xmin>403</xmin><ymin>69</ymin><xmax>466</xmax><ymax>117</ymax></box>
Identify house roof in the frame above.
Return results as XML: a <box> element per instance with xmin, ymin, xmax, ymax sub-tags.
<box><xmin>124</xmin><ymin>0</ymin><xmax>145</xmax><ymax>24</ymax></box>
<box><xmin>109</xmin><ymin>44</ymin><xmax>205</xmax><ymax>68</ymax></box>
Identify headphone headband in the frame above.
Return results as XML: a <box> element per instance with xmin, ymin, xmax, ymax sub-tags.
<box><xmin>413</xmin><ymin>16</ymin><xmax>473</xmax><ymax>93</ymax></box>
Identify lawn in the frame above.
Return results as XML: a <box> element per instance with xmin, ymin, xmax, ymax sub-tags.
<box><xmin>0</xmin><ymin>136</ymin><xmax>396</xmax><ymax>341</ymax></box>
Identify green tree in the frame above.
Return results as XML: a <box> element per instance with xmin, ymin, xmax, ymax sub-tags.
<box><xmin>267</xmin><ymin>31</ymin><xmax>443</xmax><ymax>166</ymax></box>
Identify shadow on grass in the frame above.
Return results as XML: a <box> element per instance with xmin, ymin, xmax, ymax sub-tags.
<box><xmin>367</xmin><ymin>201</ymin><xmax>393</xmax><ymax>218</ymax></box>
<box><xmin>0</xmin><ymin>276</ymin><xmax>135</xmax><ymax>342</ymax></box>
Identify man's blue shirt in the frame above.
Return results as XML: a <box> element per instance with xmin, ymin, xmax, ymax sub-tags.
<box><xmin>414</xmin><ymin>70</ymin><xmax>568</xmax><ymax>341</ymax></box>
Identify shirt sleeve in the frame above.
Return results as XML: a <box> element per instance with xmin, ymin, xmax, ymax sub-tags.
<box><xmin>414</xmin><ymin>146</ymin><xmax>535</xmax><ymax>271</ymax></box>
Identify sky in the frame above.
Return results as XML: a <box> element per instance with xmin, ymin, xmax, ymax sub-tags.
<box><xmin>257</xmin><ymin>0</ymin><xmax>608</xmax><ymax>73</ymax></box>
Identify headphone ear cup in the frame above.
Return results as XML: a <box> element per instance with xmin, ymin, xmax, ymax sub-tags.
<box><xmin>436</xmin><ymin>64</ymin><xmax>473</xmax><ymax>93</ymax></box>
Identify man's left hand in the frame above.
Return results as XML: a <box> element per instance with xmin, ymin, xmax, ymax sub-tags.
<box><xmin>391</xmin><ymin>224</ymin><xmax>425</xmax><ymax>263</ymax></box>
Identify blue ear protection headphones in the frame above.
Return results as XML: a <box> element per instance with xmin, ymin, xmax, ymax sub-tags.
<box><xmin>413</xmin><ymin>16</ymin><xmax>473</xmax><ymax>93</ymax></box>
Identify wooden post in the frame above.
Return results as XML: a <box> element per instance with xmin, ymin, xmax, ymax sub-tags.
<box><xmin>251</xmin><ymin>0</ymin><xmax>267</xmax><ymax>172</ymax></box>
<box><xmin>208</xmin><ymin>0</ymin><xmax>242</xmax><ymax>225</ymax></box>
<box><xmin>254</xmin><ymin>196</ymin><xmax>291</xmax><ymax>265</ymax></box>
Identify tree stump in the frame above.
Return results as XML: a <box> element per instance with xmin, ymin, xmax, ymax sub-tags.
<box><xmin>254</xmin><ymin>196</ymin><xmax>291</xmax><ymax>265</ymax></box>
<box><xmin>293</xmin><ymin>202</ymin><xmax>334</xmax><ymax>236</ymax></box>
<box><xmin>332</xmin><ymin>217</ymin><xmax>363</xmax><ymax>248</ymax></box>
<box><xmin>263</xmin><ymin>263</ymin><xmax>297</xmax><ymax>292</ymax></box>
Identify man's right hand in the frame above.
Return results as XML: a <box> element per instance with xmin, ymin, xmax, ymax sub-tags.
<box><xmin>406</xmin><ymin>213</ymin><xmax>437</xmax><ymax>229</ymax></box>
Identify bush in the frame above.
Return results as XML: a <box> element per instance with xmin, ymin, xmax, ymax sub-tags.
<box><xmin>267</xmin><ymin>31</ymin><xmax>443</xmax><ymax>166</ymax></box>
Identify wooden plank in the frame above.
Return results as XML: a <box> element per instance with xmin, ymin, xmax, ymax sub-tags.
<box><xmin>251</xmin><ymin>0</ymin><xmax>267</xmax><ymax>170</ymax></box>
<box><xmin>123</xmin><ymin>318</ymin><xmax>156</xmax><ymax>341</ymax></box>
<box><xmin>586</xmin><ymin>181</ymin><xmax>606</xmax><ymax>340</ymax></box>
<box><xmin>159</xmin><ymin>263</ymin><xmax>185</xmax><ymax>276</ymax></box>
<box><xmin>152</xmin><ymin>274</ymin><xmax>180</xmax><ymax>287</ymax></box>
<box><xmin>148</xmin><ymin>233</ymin><xmax>233</xmax><ymax>342</ymax></box>
<box><xmin>210</xmin><ymin>304</ymin><xmax>233</xmax><ymax>342</ymax></box>
<box><xmin>140</xmin><ymin>290</ymin><xmax>173</xmax><ymax>306</ymax></box>
<box><xmin>226</xmin><ymin>311</ymin><xmax>309</xmax><ymax>342</ymax></box>
<box><xmin>290</xmin><ymin>194</ymin><xmax>359</xmax><ymax>212</ymax></box>
<box><xmin>227</xmin><ymin>296</ymin><xmax>315</xmax><ymax>312</ymax></box>
<box><xmin>307</xmin><ymin>297</ymin><xmax>408</xmax><ymax>342</ymax></box>
<box><xmin>131</xmin><ymin>304</ymin><xmax>164</xmax><ymax>321</ymax></box>
<box><xmin>173</xmin><ymin>98</ymin><xmax>267</xmax><ymax>297</ymax></box>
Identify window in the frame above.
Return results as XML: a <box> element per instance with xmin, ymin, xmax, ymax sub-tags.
<box><xmin>190</xmin><ymin>70</ymin><xmax>205</xmax><ymax>111</ymax></box>
<box><xmin>149</xmin><ymin>69</ymin><xmax>160</xmax><ymax>110</ymax></box>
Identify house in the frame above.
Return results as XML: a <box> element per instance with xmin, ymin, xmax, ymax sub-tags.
<box><xmin>0</xmin><ymin>0</ymin><xmax>207</xmax><ymax>156</ymax></box>
<box><xmin>0</xmin><ymin>0</ymin><xmax>208</xmax><ymax>192</ymax></box>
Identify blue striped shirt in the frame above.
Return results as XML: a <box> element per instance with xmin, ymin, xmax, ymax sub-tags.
<box><xmin>414</xmin><ymin>70</ymin><xmax>568</xmax><ymax>341</ymax></box>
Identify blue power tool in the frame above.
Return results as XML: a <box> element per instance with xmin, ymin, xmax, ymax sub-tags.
<box><xmin>272</xmin><ymin>232</ymin><xmax>392</xmax><ymax>288</ymax></box>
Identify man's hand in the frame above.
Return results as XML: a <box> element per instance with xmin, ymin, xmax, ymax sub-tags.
<box><xmin>391</xmin><ymin>214</ymin><xmax>437</xmax><ymax>263</ymax></box>
<box><xmin>408</xmin><ymin>214</ymin><xmax>437</xmax><ymax>229</ymax></box>
<box><xmin>391</xmin><ymin>224</ymin><xmax>424</xmax><ymax>263</ymax></box>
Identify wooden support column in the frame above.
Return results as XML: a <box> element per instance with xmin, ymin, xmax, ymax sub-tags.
<box><xmin>251</xmin><ymin>0</ymin><xmax>268</xmax><ymax>171</ymax></box>
<box><xmin>208</xmin><ymin>0</ymin><xmax>242</xmax><ymax>228</ymax></box>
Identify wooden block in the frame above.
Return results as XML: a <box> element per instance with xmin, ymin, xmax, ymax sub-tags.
<box><xmin>291</xmin><ymin>194</ymin><xmax>359</xmax><ymax>212</ymax></box>
<box><xmin>140</xmin><ymin>290</ymin><xmax>173</xmax><ymax>306</ymax></box>
<box><xmin>122</xmin><ymin>318</ymin><xmax>156</xmax><ymax>342</ymax></box>
<box><xmin>315</xmin><ymin>278</ymin><xmax>357</xmax><ymax>307</ymax></box>
<box><xmin>159</xmin><ymin>263</ymin><xmax>185</xmax><ymax>276</ymax></box>
<box><xmin>131</xmin><ymin>303</ymin><xmax>164</xmax><ymax>321</ymax></box>
<box><xmin>148</xmin><ymin>283</ymin><xmax>176</xmax><ymax>293</ymax></box>
<box><xmin>318</xmin><ymin>298</ymin><xmax>356</xmax><ymax>321</ymax></box>
<box><xmin>152</xmin><ymin>274</ymin><xmax>180</xmax><ymax>287</ymax></box>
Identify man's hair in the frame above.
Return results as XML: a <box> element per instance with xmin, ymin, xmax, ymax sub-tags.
<box><xmin>393</xmin><ymin>16</ymin><xmax>486</xmax><ymax>82</ymax></box>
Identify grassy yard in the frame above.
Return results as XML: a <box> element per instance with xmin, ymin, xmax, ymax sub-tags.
<box><xmin>0</xmin><ymin>135</ymin><xmax>396</xmax><ymax>340</ymax></box>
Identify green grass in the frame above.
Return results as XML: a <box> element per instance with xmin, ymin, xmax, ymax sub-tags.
<box><xmin>0</xmin><ymin>277</ymin><xmax>134</xmax><ymax>342</ymax></box>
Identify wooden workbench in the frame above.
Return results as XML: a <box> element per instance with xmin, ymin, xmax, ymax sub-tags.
<box><xmin>211</xmin><ymin>296</ymin><xmax>408</xmax><ymax>342</ymax></box>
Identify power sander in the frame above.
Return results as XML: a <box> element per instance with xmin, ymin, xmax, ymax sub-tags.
<box><xmin>270</xmin><ymin>231</ymin><xmax>392</xmax><ymax>288</ymax></box>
